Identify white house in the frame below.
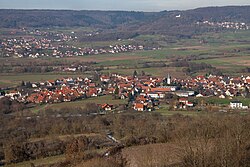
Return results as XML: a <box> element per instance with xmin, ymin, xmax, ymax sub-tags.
<box><xmin>100</xmin><ymin>76</ymin><xmax>110</xmax><ymax>82</ymax></box>
<box><xmin>5</xmin><ymin>91</ymin><xmax>21</xmax><ymax>100</ymax></box>
<box><xmin>176</xmin><ymin>91</ymin><xmax>189</xmax><ymax>97</ymax></box>
<box><xmin>196</xmin><ymin>93</ymin><xmax>204</xmax><ymax>98</ymax></box>
<box><xmin>230</xmin><ymin>101</ymin><xmax>248</xmax><ymax>109</ymax></box>
<box><xmin>219</xmin><ymin>94</ymin><xmax>226</xmax><ymax>99</ymax></box>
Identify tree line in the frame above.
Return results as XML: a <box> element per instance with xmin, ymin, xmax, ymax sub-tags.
<box><xmin>0</xmin><ymin>107</ymin><xmax>249</xmax><ymax>166</ymax></box>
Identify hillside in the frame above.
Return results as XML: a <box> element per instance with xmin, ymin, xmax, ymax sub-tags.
<box><xmin>0</xmin><ymin>6</ymin><xmax>250</xmax><ymax>36</ymax></box>
<box><xmin>0</xmin><ymin>10</ymin><xmax>155</xmax><ymax>29</ymax></box>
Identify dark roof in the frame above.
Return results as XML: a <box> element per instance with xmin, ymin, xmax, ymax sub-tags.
<box><xmin>230</xmin><ymin>100</ymin><xmax>242</xmax><ymax>103</ymax></box>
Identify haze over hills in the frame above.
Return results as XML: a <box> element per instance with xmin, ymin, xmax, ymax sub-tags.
<box><xmin>1</xmin><ymin>6</ymin><xmax>250</xmax><ymax>35</ymax></box>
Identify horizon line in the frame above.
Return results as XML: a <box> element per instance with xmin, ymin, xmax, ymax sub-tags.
<box><xmin>0</xmin><ymin>5</ymin><xmax>250</xmax><ymax>13</ymax></box>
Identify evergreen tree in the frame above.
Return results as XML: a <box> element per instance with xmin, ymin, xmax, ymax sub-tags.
<box><xmin>114</xmin><ymin>86</ymin><xmax>119</xmax><ymax>99</ymax></box>
<box><xmin>141</xmin><ymin>70</ymin><xmax>145</xmax><ymax>76</ymax></box>
<box><xmin>133</xmin><ymin>70</ymin><xmax>138</xmax><ymax>78</ymax></box>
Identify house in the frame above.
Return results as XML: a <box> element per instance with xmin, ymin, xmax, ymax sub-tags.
<box><xmin>196</xmin><ymin>93</ymin><xmax>204</xmax><ymax>97</ymax></box>
<box><xmin>100</xmin><ymin>75</ymin><xmax>110</xmax><ymax>82</ymax></box>
<box><xmin>46</xmin><ymin>80</ymin><xmax>55</xmax><ymax>87</ymax></box>
<box><xmin>134</xmin><ymin>103</ymin><xmax>144</xmax><ymax>111</ymax></box>
<box><xmin>5</xmin><ymin>90</ymin><xmax>21</xmax><ymax>100</ymax></box>
<box><xmin>230</xmin><ymin>101</ymin><xmax>248</xmax><ymax>109</ymax></box>
<box><xmin>219</xmin><ymin>94</ymin><xmax>226</xmax><ymax>99</ymax></box>
<box><xmin>101</xmin><ymin>104</ymin><xmax>114</xmax><ymax>111</ymax></box>
<box><xmin>32</xmin><ymin>83</ymin><xmax>38</xmax><ymax>88</ymax></box>
<box><xmin>244</xmin><ymin>76</ymin><xmax>250</xmax><ymax>84</ymax></box>
<box><xmin>150</xmin><ymin>87</ymin><xmax>173</xmax><ymax>93</ymax></box>
<box><xmin>118</xmin><ymin>83</ymin><xmax>132</xmax><ymax>90</ymax></box>
<box><xmin>147</xmin><ymin>92</ymin><xmax>165</xmax><ymax>99</ymax></box>
<box><xmin>178</xmin><ymin>98</ymin><xmax>194</xmax><ymax>108</ymax></box>
<box><xmin>89</xmin><ymin>82</ymin><xmax>96</xmax><ymax>88</ymax></box>
<box><xmin>64</xmin><ymin>67</ymin><xmax>77</xmax><ymax>72</ymax></box>
<box><xmin>176</xmin><ymin>91</ymin><xmax>189</xmax><ymax>97</ymax></box>
<box><xmin>179</xmin><ymin>98</ymin><xmax>188</xmax><ymax>104</ymax></box>
<box><xmin>225</xmin><ymin>89</ymin><xmax>235</xmax><ymax>97</ymax></box>
<box><xmin>186</xmin><ymin>102</ymin><xmax>194</xmax><ymax>107</ymax></box>
<box><xmin>87</xmin><ymin>88</ymin><xmax>98</xmax><ymax>97</ymax></box>
<box><xmin>196</xmin><ymin>75</ymin><xmax>205</xmax><ymax>80</ymax></box>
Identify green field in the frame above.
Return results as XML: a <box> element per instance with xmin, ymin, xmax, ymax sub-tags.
<box><xmin>101</xmin><ymin>67</ymin><xmax>184</xmax><ymax>77</ymax></box>
<box><xmin>90</xmin><ymin>30</ymin><xmax>250</xmax><ymax>76</ymax></box>
<box><xmin>204</xmin><ymin>97</ymin><xmax>250</xmax><ymax>106</ymax></box>
<box><xmin>156</xmin><ymin>104</ymin><xmax>203</xmax><ymax>116</ymax></box>
<box><xmin>2</xmin><ymin>30</ymin><xmax>250</xmax><ymax>83</ymax></box>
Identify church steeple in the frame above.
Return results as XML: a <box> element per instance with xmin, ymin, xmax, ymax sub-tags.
<box><xmin>167</xmin><ymin>73</ymin><xmax>171</xmax><ymax>85</ymax></box>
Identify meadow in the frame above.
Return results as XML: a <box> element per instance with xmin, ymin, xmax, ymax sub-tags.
<box><xmin>83</xmin><ymin>30</ymin><xmax>250</xmax><ymax>76</ymax></box>
<box><xmin>0</xmin><ymin>29</ymin><xmax>249</xmax><ymax>85</ymax></box>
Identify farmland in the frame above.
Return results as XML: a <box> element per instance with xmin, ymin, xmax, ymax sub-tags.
<box><xmin>2</xmin><ymin>29</ymin><xmax>250</xmax><ymax>87</ymax></box>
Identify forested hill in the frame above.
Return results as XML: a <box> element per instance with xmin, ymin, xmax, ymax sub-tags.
<box><xmin>1</xmin><ymin>6</ymin><xmax>250</xmax><ymax>35</ymax></box>
<box><xmin>0</xmin><ymin>10</ymin><xmax>155</xmax><ymax>28</ymax></box>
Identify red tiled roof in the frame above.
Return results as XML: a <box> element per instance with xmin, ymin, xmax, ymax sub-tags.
<box><xmin>134</xmin><ymin>103</ymin><xmax>144</xmax><ymax>109</ymax></box>
<box><xmin>150</xmin><ymin>87</ymin><xmax>171</xmax><ymax>92</ymax></box>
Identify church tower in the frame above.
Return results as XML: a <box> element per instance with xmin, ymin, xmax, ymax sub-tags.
<box><xmin>167</xmin><ymin>74</ymin><xmax>171</xmax><ymax>85</ymax></box>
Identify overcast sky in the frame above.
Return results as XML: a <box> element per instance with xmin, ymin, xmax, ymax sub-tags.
<box><xmin>1</xmin><ymin>0</ymin><xmax>250</xmax><ymax>11</ymax></box>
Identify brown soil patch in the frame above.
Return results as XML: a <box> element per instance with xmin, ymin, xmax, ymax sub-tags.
<box><xmin>122</xmin><ymin>143</ymin><xmax>182</xmax><ymax>167</ymax></box>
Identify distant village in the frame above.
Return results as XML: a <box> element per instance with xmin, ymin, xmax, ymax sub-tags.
<box><xmin>0</xmin><ymin>28</ymin><xmax>149</xmax><ymax>58</ymax></box>
<box><xmin>1</xmin><ymin>73</ymin><xmax>250</xmax><ymax>112</ymax></box>
<box><xmin>197</xmin><ymin>21</ymin><xmax>249</xmax><ymax>30</ymax></box>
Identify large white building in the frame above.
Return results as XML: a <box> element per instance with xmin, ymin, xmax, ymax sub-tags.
<box><xmin>230</xmin><ymin>101</ymin><xmax>248</xmax><ymax>109</ymax></box>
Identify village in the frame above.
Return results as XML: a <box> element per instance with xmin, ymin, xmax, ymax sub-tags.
<box><xmin>0</xmin><ymin>28</ymin><xmax>147</xmax><ymax>58</ymax></box>
<box><xmin>1</xmin><ymin>72</ymin><xmax>250</xmax><ymax>113</ymax></box>
<box><xmin>197</xmin><ymin>20</ymin><xmax>249</xmax><ymax>30</ymax></box>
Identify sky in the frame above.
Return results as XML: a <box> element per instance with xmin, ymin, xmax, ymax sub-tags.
<box><xmin>1</xmin><ymin>0</ymin><xmax>250</xmax><ymax>11</ymax></box>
